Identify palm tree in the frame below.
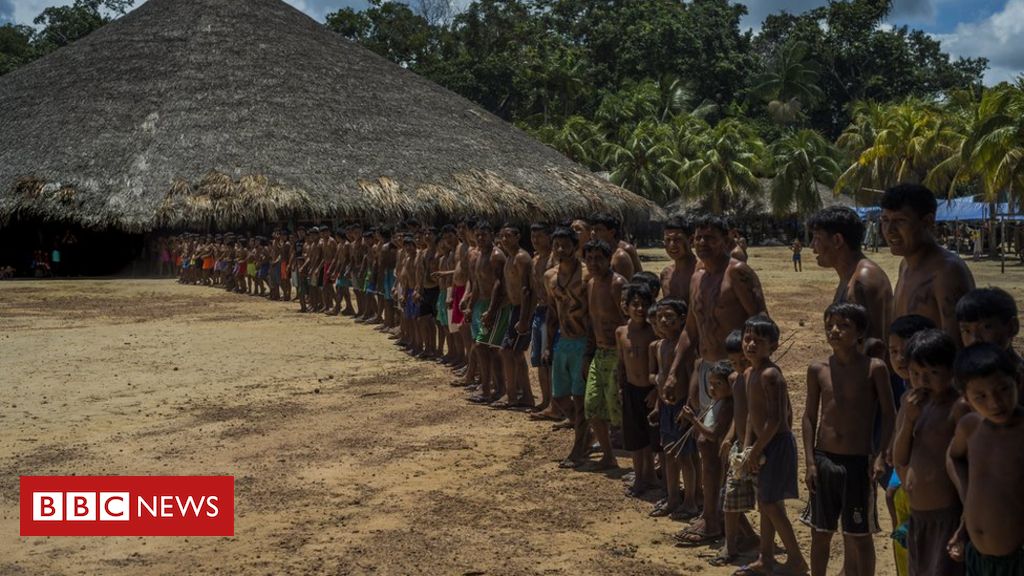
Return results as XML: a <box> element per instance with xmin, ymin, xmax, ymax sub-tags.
<box><xmin>677</xmin><ymin>119</ymin><xmax>765</xmax><ymax>214</ymax></box>
<box><xmin>961</xmin><ymin>81</ymin><xmax>1024</xmax><ymax>206</ymax></box>
<box><xmin>602</xmin><ymin>120</ymin><xmax>680</xmax><ymax>204</ymax></box>
<box><xmin>771</xmin><ymin>129</ymin><xmax>842</xmax><ymax>239</ymax></box>
<box><xmin>751</xmin><ymin>40</ymin><xmax>824</xmax><ymax>125</ymax></box>
<box><xmin>529</xmin><ymin>115</ymin><xmax>606</xmax><ymax>170</ymax></box>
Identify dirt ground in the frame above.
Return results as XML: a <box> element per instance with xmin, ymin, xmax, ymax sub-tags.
<box><xmin>2</xmin><ymin>247</ymin><xmax>1022</xmax><ymax>576</ymax></box>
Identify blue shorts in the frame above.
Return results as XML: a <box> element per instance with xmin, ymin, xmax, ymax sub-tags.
<box><xmin>551</xmin><ymin>336</ymin><xmax>586</xmax><ymax>398</ymax></box>
<box><xmin>659</xmin><ymin>399</ymin><xmax>687</xmax><ymax>447</ymax></box>
<box><xmin>403</xmin><ymin>289</ymin><xmax>418</xmax><ymax>319</ymax></box>
<box><xmin>529</xmin><ymin>307</ymin><xmax>548</xmax><ymax>368</ymax></box>
<box><xmin>383</xmin><ymin>269</ymin><xmax>396</xmax><ymax>301</ymax></box>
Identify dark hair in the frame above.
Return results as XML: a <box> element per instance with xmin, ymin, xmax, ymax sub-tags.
<box><xmin>624</xmin><ymin>283</ymin><xmax>655</xmax><ymax>308</ymax></box>
<box><xmin>647</xmin><ymin>304</ymin><xmax>660</xmax><ymax>317</ymax></box>
<box><xmin>745</xmin><ymin>313</ymin><xmax>780</xmax><ymax>345</ymax></box>
<box><xmin>583</xmin><ymin>239</ymin><xmax>613</xmax><ymax>258</ymax></box>
<box><xmin>664</xmin><ymin>214</ymin><xmax>693</xmax><ymax>234</ymax></box>
<box><xmin>710</xmin><ymin>360</ymin><xmax>734</xmax><ymax>382</ymax></box>
<box><xmin>880</xmin><ymin>183</ymin><xmax>938</xmax><ymax>218</ymax></box>
<box><xmin>824</xmin><ymin>302</ymin><xmax>869</xmax><ymax>336</ymax></box>
<box><xmin>551</xmin><ymin>226</ymin><xmax>578</xmax><ymax>246</ymax></box>
<box><xmin>632</xmin><ymin>271</ymin><xmax>661</xmax><ymax>300</ymax></box>
<box><xmin>405</xmin><ymin>219</ymin><xmax>421</xmax><ymax>229</ymax></box>
<box><xmin>475</xmin><ymin>220</ymin><xmax>494</xmax><ymax>232</ymax></box>
<box><xmin>440</xmin><ymin>224</ymin><xmax>457</xmax><ymax>235</ymax></box>
<box><xmin>725</xmin><ymin>329</ymin><xmax>744</xmax><ymax>353</ymax></box>
<box><xmin>656</xmin><ymin>298</ymin><xmax>688</xmax><ymax>319</ymax></box>
<box><xmin>691</xmin><ymin>213</ymin><xmax>729</xmax><ymax>235</ymax></box>
<box><xmin>530</xmin><ymin>222</ymin><xmax>551</xmax><ymax>233</ymax></box>
<box><xmin>403</xmin><ymin>234</ymin><xmax>415</xmax><ymax>244</ymax></box>
<box><xmin>953</xmin><ymin>343</ymin><xmax>1021</xmax><ymax>393</ymax></box>
<box><xmin>501</xmin><ymin>222</ymin><xmax>520</xmax><ymax>234</ymax></box>
<box><xmin>808</xmin><ymin>206</ymin><xmax>865</xmax><ymax>251</ymax></box>
<box><xmin>906</xmin><ymin>329</ymin><xmax>956</xmax><ymax>368</ymax></box>
<box><xmin>462</xmin><ymin>218</ymin><xmax>477</xmax><ymax>229</ymax></box>
<box><xmin>378</xmin><ymin>225</ymin><xmax>393</xmax><ymax>237</ymax></box>
<box><xmin>889</xmin><ymin>314</ymin><xmax>937</xmax><ymax>340</ymax></box>
<box><xmin>422</xmin><ymin>226</ymin><xmax>438</xmax><ymax>240</ymax></box>
<box><xmin>589</xmin><ymin>212</ymin><xmax>620</xmax><ymax>232</ymax></box>
<box><xmin>955</xmin><ymin>288</ymin><xmax>1019</xmax><ymax>323</ymax></box>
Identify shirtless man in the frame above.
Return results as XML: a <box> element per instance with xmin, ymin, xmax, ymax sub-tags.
<box><xmin>809</xmin><ymin>206</ymin><xmax>894</xmax><ymax>346</ymax></box>
<box><xmin>303</xmin><ymin>227</ymin><xmax>323</xmax><ymax>312</ymax></box>
<box><xmin>666</xmin><ymin>214</ymin><xmax>766</xmax><ymax>536</ymax></box>
<box><xmin>330</xmin><ymin>226</ymin><xmax>355</xmax><ymax>316</ymax></box>
<box><xmin>571</xmin><ymin>218</ymin><xmax>592</xmax><ymax>260</ymax></box>
<box><xmin>320</xmin><ymin>228</ymin><xmax>338</xmax><ymax>313</ymax></box>
<box><xmin>728</xmin><ymin>227</ymin><xmax>748</xmax><ymax>263</ymax></box>
<box><xmin>583</xmin><ymin>239</ymin><xmax>627</xmax><ymax>470</ymax></box>
<box><xmin>882</xmin><ymin>184</ymin><xmax>975</xmax><ymax>346</ymax></box>
<box><xmin>590</xmin><ymin>212</ymin><xmax>637</xmax><ymax>278</ymax></box>
<box><xmin>802</xmin><ymin>303</ymin><xmax>896</xmax><ymax>576</ymax></box>
<box><xmin>467</xmin><ymin>221</ymin><xmax>505</xmax><ymax>403</ymax></box>
<box><xmin>528</xmin><ymin>223</ymin><xmax>558</xmax><ymax>418</ymax></box>
<box><xmin>434</xmin><ymin>225</ymin><xmax>458</xmax><ymax>361</ymax></box>
<box><xmin>545</xmin><ymin>227</ymin><xmax>591</xmax><ymax>465</ymax></box>
<box><xmin>414</xmin><ymin>228</ymin><xmax>440</xmax><ymax>358</ymax></box>
<box><xmin>660</xmin><ymin>215</ymin><xmax>697</xmax><ymax>301</ymax></box>
<box><xmin>494</xmin><ymin>224</ymin><xmax>535</xmax><ymax>408</ymax></box>
<box><xmin>448</xmin><ymin>220</ymin><xmax>476</xmax><ymax>382</ymax></box>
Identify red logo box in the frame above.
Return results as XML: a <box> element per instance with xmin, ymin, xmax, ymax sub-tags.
<box><xmin>20</xmin><ymin>476</ymin><xmax>234</xmax><ymax>536</ymax></box>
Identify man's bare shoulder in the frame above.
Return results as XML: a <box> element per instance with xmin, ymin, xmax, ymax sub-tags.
<box><xmin>611</xmin><ymin>272</ymin><xmax>628</xmax><ymax>288</ymax></box>
<box><xmin>869</xmin><ymin>357</ymin><xmax>888</xmax><ymax>374</ymax></box>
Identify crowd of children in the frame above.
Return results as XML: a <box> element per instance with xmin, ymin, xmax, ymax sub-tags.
<box><xmin>168</xmin><ymin>184</ymin><xmax>1022</xmax><ymax>576</ymax></box>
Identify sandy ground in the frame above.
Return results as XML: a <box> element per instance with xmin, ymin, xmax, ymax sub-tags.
<box><xmin>2</xmin><ymin>247</ymin><xmax>1023</xmax><ymax>576</ymax></box>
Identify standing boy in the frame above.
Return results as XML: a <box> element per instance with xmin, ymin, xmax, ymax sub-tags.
<box><xmin>616</xmin><ymin>283</ymin><xmax>659</xmax><ymax>496</ymax></box>
<box><xmin>892</xmin><ymin>329</ymin><xmax>970</xmax><ymax>576</ymax></box>
<box><xmin>741</xmin><ymin>314</ymin><xmax>809</xmax><ymax>576</ymax></box>
<box><xmin>660</xmin><ymin>215</ymin><xmax>697</xmax><ymax>301</ymax></box>
<box><xmin>947</xmin><ymin>343</ymin><xmax>1024</xmax><ymax>575</ymax></box>
<box><xmin>802</xmin><ymin>303</ymin><xmax>896</xmax><ymax>576</ymax></box>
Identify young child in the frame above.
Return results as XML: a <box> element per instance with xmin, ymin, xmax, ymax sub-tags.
<box><xmin>616</xmin><ymin>283</ymin><xmax>659</xmax><ymax>496</ymax></box>
<box><xmin>802</xmin><ymin>303</ymin><xmax>895</xmax><ymax>576</ymax></box>
<box><xmin>740</xmin><ymin>313</ymin><xmax>809</xmax><ymax>576</ymax></box>
<box><xmin>885</xmin><ymin>314</ymin><xmax>938</xmax><ymax>576</ymax></box>
<box><xmin>711</xmin><ymin>329</ymin><xmax>760</xmax><ymax>567</ymax></box>
<box><xmin>956</xmin><ymin>288</ymin><xmax>1023</xmax><ymax>401</ymax></box>
<box><xmin>947</xmin><ymin>343</ymin><xmax>1024</xmax><ymax>575</ymax></box>
<box><xmin>650</xmin><ymin>299</ymin><xmax>689</xmax><ymax>517</ymax></box>
<box><xmin>676</xmin><ymin>360</ymin><xmax>734</xmax><ymax>547</ymax></box>
<box><xmin>892</xmin><ymin>329</ymin><xmax>970</xmax><ymax>576</ymax></box>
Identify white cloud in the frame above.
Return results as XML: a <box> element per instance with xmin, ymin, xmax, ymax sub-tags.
<box><xmin>933</xmin><ymin>0</ymin><xmax>1024</xmax><ymax>84</ymax></box>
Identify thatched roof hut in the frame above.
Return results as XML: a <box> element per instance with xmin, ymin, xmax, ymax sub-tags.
<box><xmin>0</xmin><ymin>0</ymin><xmax>659</xmax><ymax>232</ymax></box>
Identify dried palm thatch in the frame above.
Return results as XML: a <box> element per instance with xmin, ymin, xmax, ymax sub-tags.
<box><xmin>0</xmin><ymin>0</ymin><xmax>660</xmax><ymax>232</ymax></box>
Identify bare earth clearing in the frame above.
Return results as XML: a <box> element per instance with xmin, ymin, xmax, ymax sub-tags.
<box><xmin>3</xmin><ymin>247</ymin><xmax>1022</xmax><ymax>576</ymax></box>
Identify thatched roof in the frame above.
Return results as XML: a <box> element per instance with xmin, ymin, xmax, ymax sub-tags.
<box><xmin>0</xmin><ymin>0</ymin><xmax>660</xmax><ymax>231</ymax></box>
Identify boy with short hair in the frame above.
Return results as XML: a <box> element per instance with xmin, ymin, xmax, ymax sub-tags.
<box><xmin>676</xmin><ymin>360</ymin><xmax>735</xmax><ymax>547</ymax></box>
<box><xmin>947</xmin><ymin>343</ymin><xmax>1024</xmax><ymax>575</ymax></box>
<box><xmin>956</xmin><ymin>288</ymin><xmax>1022</xmax><ymax>396</ymax></box>
<box><xmin>650</xmin><ymin>299</ymin><xmax>689</xmax><ymax>516</ymax></box>
<box><xmin>802</xmin><ymin>303</ymin><xmax>895</xmax><ymax>576</ymax></box>
<box><xmin>892</xmin><ymin>329</ymin><xmax>970</xmax><ymax>576</ymax></box>
<box><xmin>740</xmin><ymin>314</ymin><xmax>809</xmax><ymax>576</ymax></box>
<box><xmin>616</xmin><ymin>283</ymin><xmax>659</xmax><ymax>496</ymax></box>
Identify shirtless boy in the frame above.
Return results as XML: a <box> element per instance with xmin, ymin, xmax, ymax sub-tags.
<box><xmin>528</xmin><ymin>224</ymin><xmax>557</xmax><ymax>418</ymax></box>
<box><xmin>729</xmin><ymin>227</ymin><xmax>749</xmax><ymax>263</ymax></box>
<box><xmin>741</xmin><ymin>314</ymin><xmax>809</xmax><ymax>576</ymax></box>
<box><xmin>583</xmin><ymin>239</ymin><xmax>627</xmax><ymax>470</ymax></box>
<box><xmin>892</xmin><ymin>329</ymin><xmax>970</xmax><ymax>576</ymax></box>
<box><xmin>590</xmin><ymin>212</ymin><xmax>637</xmax><ymax>278</ymax></box>
<box><xmin>956</xmin><ymin>288</ymin><xmax>1021</xmax><ymax>363</ymax></box>
<box><xmin>677</xmin><ymin>360</ymin><xmax>735</xmax><ymax>547</ymax></box>
<box><xmin>468</xmin><ymin>221</ymin><xmax>506</xmax><ymax>403</ymax></box>
<box><xmin>660</xmin><ymin>215</ymin><xmax>697</xmax><ymax>301</ymax></box>
<box><xmin>494</xmin><ymin>224</ymin><xmax>535</xmax><ymax>408</ymax></box>
<box><xmin>791</xmin><ymin>239</ymin><xmax>802</xmax><ymax>272</ymax></box>
<box><xmin>882</xmin><ymin>184</ymin><xmax>975</xmax><ymax>345</ymax></box>
<box><xmin>415</xmin><ymin>228</ymin><xmax>440</xmax><ymax>358</ymax></box>
<box><xmin>650</xmin><ymin>298</ymin><xmax>690</xmax><ymax>518</ymax></box>
<box><xmin>545</xmin><ymin>227</ymin><xmax>591</xmax><ymax>466</ymax></box>
<box><xmin>802</xmin><ymin>303</ymin><xmax>896</xmax><ymax>576</ymax></box>
<box><xmin>809</xmin><ymin>206</ymin><xmax>893</xmax><ymax>346</ymax></box>
<box><xmin>948</xmin><ymin>343</ymin><xmax>1024</xmax><ymax>576</ymax></box>
<box><xmin>616</xmin><ymin>283</ymin><xmax>659</xmax><ymax>495</ymax></box>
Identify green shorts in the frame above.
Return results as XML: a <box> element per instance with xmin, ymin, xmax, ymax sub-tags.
<box><xmin>585</xmin><ymin>348</ymin><xmax>620</xmax><ymax>425</ymax></box>
<box><xmin>476</xmin><ymin>304</ymin><xmax>511</xmax><ymax>349</ymax></box>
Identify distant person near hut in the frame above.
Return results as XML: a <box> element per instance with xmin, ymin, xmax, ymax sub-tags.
<box><xmin>790</xmin><ymin>239</ymin><xmax>802</xmax><ymax>272</ymax></box>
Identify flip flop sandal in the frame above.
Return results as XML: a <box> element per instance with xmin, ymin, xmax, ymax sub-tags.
<box><xmin>731</xmin><ymin>564</ymin><xmax>770</xmax><ymax>576</ymax></box>
<box><xmin>649</xmin><ymin>501</ymin><xmax>674</xmax><ymax>517</ymax></box>
<box><xmin>558</xmin><ymin>458</ymin><xmax>584</xmax><ymax>469</ymax></box>
<box><xmin>467</xmin><ymin>395</ymin><xmax>491</xmax><ymax>404</ymax></box>
<box><xmin>708</xmin><ymin>553</ymin><xmax>739</xmax><ymax>567</ymax></box>
<box><xmin>674</xmin><ymin>529</ymin><xmax>723</xmax><ymax>548</ymax></box>
<box><xmin>670</xmin><ymin>508</ymin><xmax>701</xmax><ymax>522</ymax></box>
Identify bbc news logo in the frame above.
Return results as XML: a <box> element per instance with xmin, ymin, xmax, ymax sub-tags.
<box><xmin>20</xmin><ymin>476</ymin><xmax>234</xmax><ymax>536</ymax></box>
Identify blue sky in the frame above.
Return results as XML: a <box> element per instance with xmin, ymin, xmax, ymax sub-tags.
<box><xmin>2</xmin><ymin>0</ymin><xmax>1021</xmax><ymax>84</ymax></box>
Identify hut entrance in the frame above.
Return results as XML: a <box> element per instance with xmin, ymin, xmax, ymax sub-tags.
<box><xmin>0</xmin><ymin>221</ymin><xmax>144</xmax><ymax>278</ymax></box>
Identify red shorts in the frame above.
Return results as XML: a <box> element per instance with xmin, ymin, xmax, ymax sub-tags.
<box><xmin>450</xmin><ymin>284</ymin><xmax>467</xmax><ymax>326</ymax></box>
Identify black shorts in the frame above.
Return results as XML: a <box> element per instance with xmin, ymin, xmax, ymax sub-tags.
<box><xmin>757</xmin><ymin>431</ymin><xmax>799</xmax><ymax>503</ymax></box>
<box><xmin>621</xmin><ymin>382</ymin><xmax>659</xmax><ymax>451</ymax></box>
<box><xmin>419</xmin><ymin>287</ymin><xmax>439</xmax><ymax>317</ymax></box>
<box><xmin>802</xmin><ymin>450</ymin><xmax>879</xmax><ymax>535</ymax></box>
<box><xmin>501</xmin><ymin>305</ymin><xmax>531</xmax><ymax>352</ymax></box>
